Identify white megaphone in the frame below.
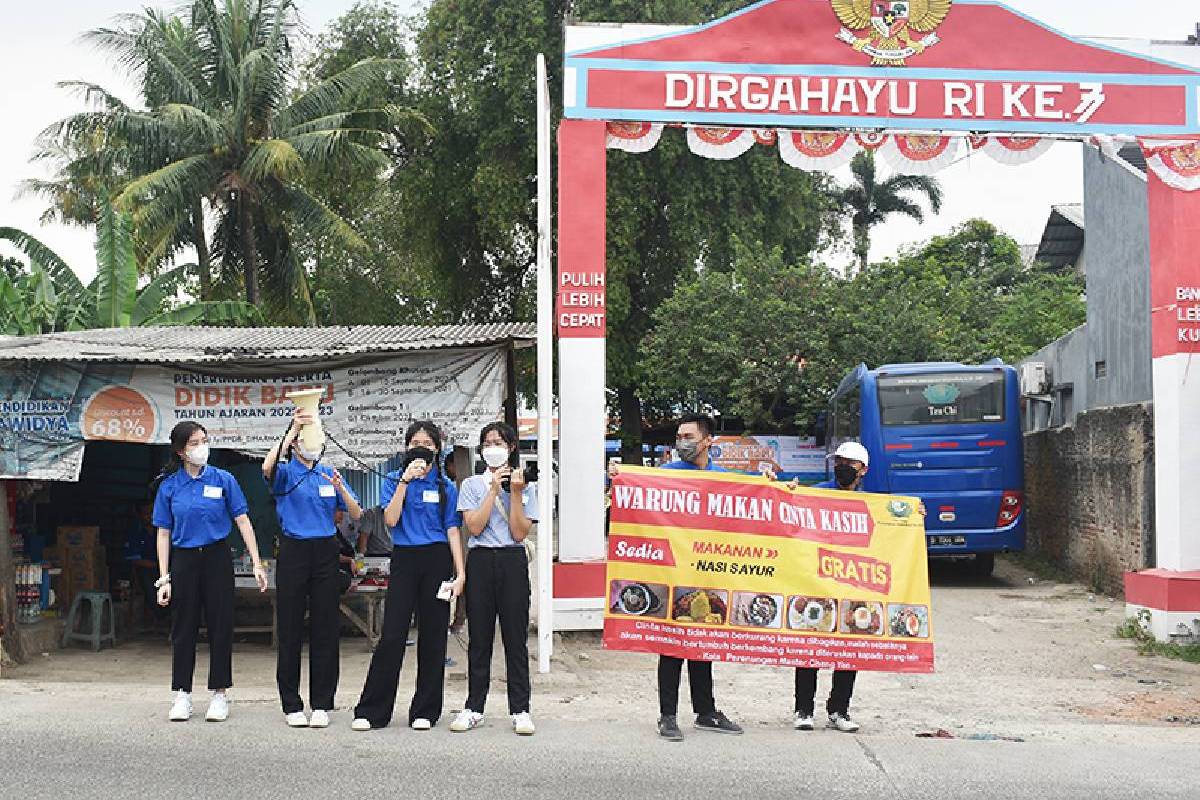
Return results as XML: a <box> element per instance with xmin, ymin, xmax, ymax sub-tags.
<box><xmin>286</xmin><ymin>388</ymin><xmax>326</xmax><ymax>453</ymax></box>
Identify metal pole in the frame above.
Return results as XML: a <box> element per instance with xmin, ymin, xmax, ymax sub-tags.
<box><xmin>535</xmin><ymin>53</ymin><xmax>556</xmax><ymax>674</ymax></box>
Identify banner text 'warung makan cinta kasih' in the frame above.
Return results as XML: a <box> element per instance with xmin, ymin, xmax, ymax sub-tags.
<box><xmin>603</xmin><ymin>467</ymin><xmax>934</xmax><ymax>673</ymax></box>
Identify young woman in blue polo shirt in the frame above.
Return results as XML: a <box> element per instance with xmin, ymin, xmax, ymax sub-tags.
<box><xmin>153</xmin><ymin>421</ymin><xmax>268</xmax><ymax>723</ymax></box>
<box><xmin>263</xmin><ymin>407</ymin><xmax>362</xmax><ymax>729</ymax></box>
<box><xmin>351</xmin><ymin>420</ymin><xmax>465</xmax><ymax>731</ymax></box>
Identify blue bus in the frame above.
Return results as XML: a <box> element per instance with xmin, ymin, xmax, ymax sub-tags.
<box><xmin>827</xmin><ymin>361</ymin><xmax>1025</xmax><ymax>576</ymax></box>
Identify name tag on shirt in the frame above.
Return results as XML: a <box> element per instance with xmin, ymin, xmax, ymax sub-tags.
<box><xmin>202</xmin><ymin>485</ymin><xmax>224</xmax><ymax>499</ymax></box>
<box><xmin>423</xmin><ymin>490</ymin><xmax>440</xmax><ymax>504</ymax></box>
<box><xmin>319</xmin><ymin>484</ymin><xmax>337</xmax><ymax>498</ymax></box>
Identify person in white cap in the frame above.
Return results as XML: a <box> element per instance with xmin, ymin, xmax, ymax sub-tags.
<box><xmin>794</xmin><ymin>440</ymin><xmax>870</xmax><ymax>733</ymax></box>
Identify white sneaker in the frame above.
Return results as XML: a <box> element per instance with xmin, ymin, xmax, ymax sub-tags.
<box><xmin>309</xmin><ymin>710</ymin><xmax>330</xmax><ymax>728</ymax></box>
<box><xmin>793</xmin><ymin>712</ymin><xmax>815</xmax><ymax>731</ymax></box>
<box><xmin>168</xmin><ymin>691</ymin><xmax>192</xmax><ymax>722</ymax></box>
<box><xmin>827</xmin><ymin>712</ymin><xmax>860</xmax><ymax>733</ymax></box>
<box><xmin>351</xmin><ymin>718</ymin><xmax>371</xmax><ymax>731</ymax></box>
<box><xmin>411</xmin><ymin>717</ymin><xmax>432</xmax><ymax>731</ymax></box>
<box><xmin>285</xmin><ymin>711</ymin><xmax>309</xmax><ymax>728</ymax></box>
<box><xmin>449</xmin><ymin>709</ymin><xmax>484</xmax><ymax>732</ymax></box>
<box><xmin>512</xmin><ymin>711</ymin><xmax>536</xmax><ymax>736</ymax></box>
<box><xmin>205</xmin><ymin>691</ymin><xmax>230</xmax><ymax>722</ymax></box>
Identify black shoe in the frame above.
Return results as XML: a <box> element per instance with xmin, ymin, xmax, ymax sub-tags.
<box><xmin>694</xmin><ymin>710</ymin><xmax>743</xmax><ymax>735</ymax></box>
<box><xmin>658</xmin><ymin>714</ymin><xmax>684</xmax><ymax>741</ymax></box>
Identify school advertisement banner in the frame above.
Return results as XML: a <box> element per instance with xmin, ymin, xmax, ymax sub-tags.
<box><xmin>0</xmin><ymin>348</ymin><xmax>506</xmax><ymax>482</ymax></box>
<box><xmin>710</xmin><ymin>435</ymin><xmax>827</xmax><ymax>481</ymax></box>
<box><xmin>604</xmin><ymin>466</ymin><xmax>934</xmax><ymax>673</ymax></box>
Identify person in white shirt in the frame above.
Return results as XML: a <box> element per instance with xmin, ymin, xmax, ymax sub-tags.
<box><xmin>449</xmin><ymin>422</ymin><xmax>538</xmax><ymax>736</ymax></box>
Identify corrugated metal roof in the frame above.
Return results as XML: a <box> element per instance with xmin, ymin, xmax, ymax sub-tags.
<box><xmin>0</xmin><ymin>323</ymin><xmax>535</xmax><ymax>364</ymax></box>
<box><xmin>1117</xmin><ymin>143</ymin><xmax>1148</xmax><ymax>173</ymax></box>
<box><xmin>1034</xmin><ymin>204</ymin><xmax>1085</xmax><ymax>270</ymax></box>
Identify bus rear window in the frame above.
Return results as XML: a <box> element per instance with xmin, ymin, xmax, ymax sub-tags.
<box><xmin>878</xmin><ymin>372</ymin><xmax>1005</xmax><ymax>426</ymax></box>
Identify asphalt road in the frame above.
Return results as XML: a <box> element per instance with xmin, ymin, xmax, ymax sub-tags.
<box><xmin>5</xmin><ymin>556</ymin><xmax>1199</xmax><ymax>799</ymax></box>
<box><xmin>0</xmin><ymin>687</ymin><xmax>1193</xmax><ymax>800</ymax></box>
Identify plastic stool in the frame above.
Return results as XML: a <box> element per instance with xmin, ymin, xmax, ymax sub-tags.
<box><xmin>61</xmin><ymin>591</ymin><xmax>117</xmax><ymax>651</ymax></box>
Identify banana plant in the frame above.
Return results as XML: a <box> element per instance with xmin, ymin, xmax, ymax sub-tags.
<box><xmin>0</xmin><ymin>205</ymin><xmax>262</xmax><ymax>333</ymax></box>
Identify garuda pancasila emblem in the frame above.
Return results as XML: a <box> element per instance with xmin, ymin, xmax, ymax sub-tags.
<box><xmin>833</xmin><ymin>0</ymin><xmax>953</xmax><ymax>66</ymax></box>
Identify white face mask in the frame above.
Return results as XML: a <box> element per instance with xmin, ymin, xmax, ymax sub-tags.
<box><xmin>481</xmin><ymin>445</ymin><xmax>509</xmax><ymax>468</ymax></box>
<box><xmin>295</xmin><ymin>441</ymin><xmax>321</xmax><ymax>462</ymax></box>
<box><xmin>184</xmin><ymin>443</ymin><xmax>210</xmax><ymax>467</ymax></box>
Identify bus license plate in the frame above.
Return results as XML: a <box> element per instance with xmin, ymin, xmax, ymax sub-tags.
<box><xmin>931</xmin><ymin>535</ymin><xmax>967</xmax><ymax>546</ymax></box>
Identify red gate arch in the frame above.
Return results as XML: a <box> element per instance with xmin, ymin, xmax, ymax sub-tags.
<box><xmin>551</xmin><ymin>0</ymin><xmax>1200</xmax><ymax>636</ymax></box>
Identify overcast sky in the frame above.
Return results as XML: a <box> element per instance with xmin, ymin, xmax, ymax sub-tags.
<box><xmin>1</xmin><ymin>1</ymin><xmax>1198</xmax><ymax>281</ymax></box>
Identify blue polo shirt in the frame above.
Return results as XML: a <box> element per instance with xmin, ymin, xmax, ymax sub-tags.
<box><xmin>457</xmin><ymin>474</ymin><xmax>539</xmax><ymax>548</ymax></box>
<box><xmin>660</xmin><ymin>457</ymin><xmax>726</xmax><ymax>472</ymax></box>
<box><xmin>152</xmin><ymin>466</ymin><xmax>249</xmax><ymax>548</ymax></box>
<box><xmin>270</xmin><ymin>458</ymin><xmax>356</xmax><ymax>539</ymax></box>
<box><xmin>381</xmin><ymin>468</ymin><xmax>462</xmax><ymax>547</ymax></box>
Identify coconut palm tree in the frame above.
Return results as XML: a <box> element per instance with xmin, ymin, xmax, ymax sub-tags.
<box><xmin>840</xmin><ymin>152</ymin><xmax>944</xmax><ymax>274</ymax></box>
<box><xmin>34</xmin><ymin>0</ymin><xmax>422</xmax><ymax>319</ymax></box>
<box><xmin>0</xmin><ymin>206</ymin><xmax>260</xmax><ymax>335</ymax></box>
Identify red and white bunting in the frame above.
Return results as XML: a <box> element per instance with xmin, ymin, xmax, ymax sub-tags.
<box><xmin>1140</xmin><ymin>138</ymin><xmax>1200</xmax><ymax>192</ymax></box>
<box><xmin>879</xmin><ymin>134</ymin><xmax>959</xmax><ymax>175</ymax></box>
<box><xmin>605</xmin><ymin>121</ymin><xmax>664</xmax><ymax>153</ymax></box>
<box><xmin>854</xmin><ymin>132</ymin><xmax>889</xmax><ymax>151</ymax></box>
<box><xmin>753</xmin><ymin>129</ymin><xmax>778</xmax><ymax>146</ymax></box>
<box><xmin>973</xmin><ymin>135</ymin><xmax>1055</xmax><ymax>165</ymax></box>
<box><xmin>686</xmin><ymin>126</ymin><xmax>757</xmax><ymax>160</ymax></box>
<box><xmin>602</xmin><ymin>125</ymin><xmax>1200</xmax><ymax>191</ymax></box>
<box><xmin>778</xmin><ymin>130</ymin><xmax>856</xmax><ymax>171</ymax></box>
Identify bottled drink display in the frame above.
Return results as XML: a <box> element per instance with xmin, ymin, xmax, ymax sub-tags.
<box><xmin>16</xmin><ymin>563</ymin><xmax>43</xmax><ymax>624</ymax></box>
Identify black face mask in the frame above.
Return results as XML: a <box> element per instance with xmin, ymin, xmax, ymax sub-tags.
<box><xmin>834</xmin><ymin>463</ymin><xmax>860</xmax><ymax>488</ymax></box>
<box><xmin>402</xmin><ymin>446</ymin><xmax>437</xmax><ymax>472</ymax></box>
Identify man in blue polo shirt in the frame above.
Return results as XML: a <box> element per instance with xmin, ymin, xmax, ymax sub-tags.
<box><xmin>613</xmin><ymin>413</ymin><xmax>744</xmax><ymax>741</ymax></box>
<box><xmin>795</xmin><ymin>441</ymin><xmax>869</xmax><ymax>733</ymax></box>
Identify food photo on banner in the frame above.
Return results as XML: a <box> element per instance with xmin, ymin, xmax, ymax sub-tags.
<box><xmin>603</xmin><ymin>466</ymin><xmax>933</xmax><ymax>673</ymax></box>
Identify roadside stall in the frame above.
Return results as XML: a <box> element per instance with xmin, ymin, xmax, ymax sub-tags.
<box><xmin>0</xmin><ymin>323</ymin><xmax>532</xmax><ymax>668</ymax></box>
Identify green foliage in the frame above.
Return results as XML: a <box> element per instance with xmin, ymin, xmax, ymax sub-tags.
<box><xmin>986</xmin><ymin>270</ymin><xmax>1087</xmax><ymax>363</ymax></box>
<box><xmin>640</xmin><ymin>220</ymin><xmax>1087</xmax><ymax>429</ymax></box>
<box><xmin>296</xmin><ymin>0</ymin><xmax>439</xmax><ymax>326</ymax></box>
<box><xmin>0</xmin><ymin>256</ymin><xmax>23</xmax><ymax>282</ymax></box>
<box><xmin>36</xmin><ymin>0</ymin><xmax>421</xmax><ymax>320</ymax></box>
<box><xmin>1117</xmin><ymin>609</ymin><xmax>1200</xmax><ymax>663</ymax></box>
<box><xmin>840</xmin><ymin>152</ymin><xmax>943</xmax><ymax>274</ymax></box>
<box><xmin>642</xmin><ymin>240</ymin><xmax>835</xmax><ymax>431</ymax></box>
<box><xmin>0</xmin><ymin>211</ymin><xmax>261</xmax><ymax>335</ymax></box>
<box><xmin>830</xmin><ymin>220</ymin><xmax>1085</xmax><ymax>370</ymax></box>
<box><xmin>93</xmin><ymin>203</ymin><xmax>139</xmax><ymax>327</ymax></box>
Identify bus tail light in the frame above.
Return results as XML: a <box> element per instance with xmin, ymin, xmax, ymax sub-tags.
<box><xmin>996</xmin><ymin>491</ymin><xmax>1024</xmax><ymax>528</ymax></box>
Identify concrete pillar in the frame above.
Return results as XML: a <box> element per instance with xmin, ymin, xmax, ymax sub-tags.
<box><xmin>555</xmin><ymin>119</ymin><xmax>608</xmax><ymax>566</ymax></box>
<box><xmin>551</xmin><ymin>119</ymin><xmax>609</xmax><ymax>629</ymax></box>
<box><xmin>1124</xmin><ymin>172</ymin><xmax>1200</xmax><ymax>641</ymax></box>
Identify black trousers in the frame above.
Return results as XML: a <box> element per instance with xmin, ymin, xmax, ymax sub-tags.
<box><xmin>794</xmin><ymin>668</ymin><xmax>857</xmax><ymax>716</ymax></box>
<box><xmin>354</xmin><ymin>543</ymin><xmax>452</xmax><ymax>727</ymax></box>
<box><xmin>275</xmin><ymin>534</ymin><xmax>341</xmax><ymax>714</ymax></box>
<box><xmin>657</xmin><ymin>656</ymin><xmax>715</xmax><ymax>717</ymax></box>
<box><xmin>464</xmin><ymin>547</ymin><xmax>531</xmax><ymax>715</ymax></box>
<box><xmin>170</xmin><ymin>538</ymin><xmax>234</xmax><ymax>692</ymax></box>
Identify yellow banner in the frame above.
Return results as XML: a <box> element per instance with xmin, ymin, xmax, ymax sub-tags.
<box><xmin>603</xmin><ymin>466</ymin><xmax>934</xmax><ymax>672</ymax></box>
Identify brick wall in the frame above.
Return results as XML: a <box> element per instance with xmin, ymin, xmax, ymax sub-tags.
<box><xmin>1023</xmin><ymin>403</ymin><xmax>1155</xmax><ymax>595</ymax></box>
